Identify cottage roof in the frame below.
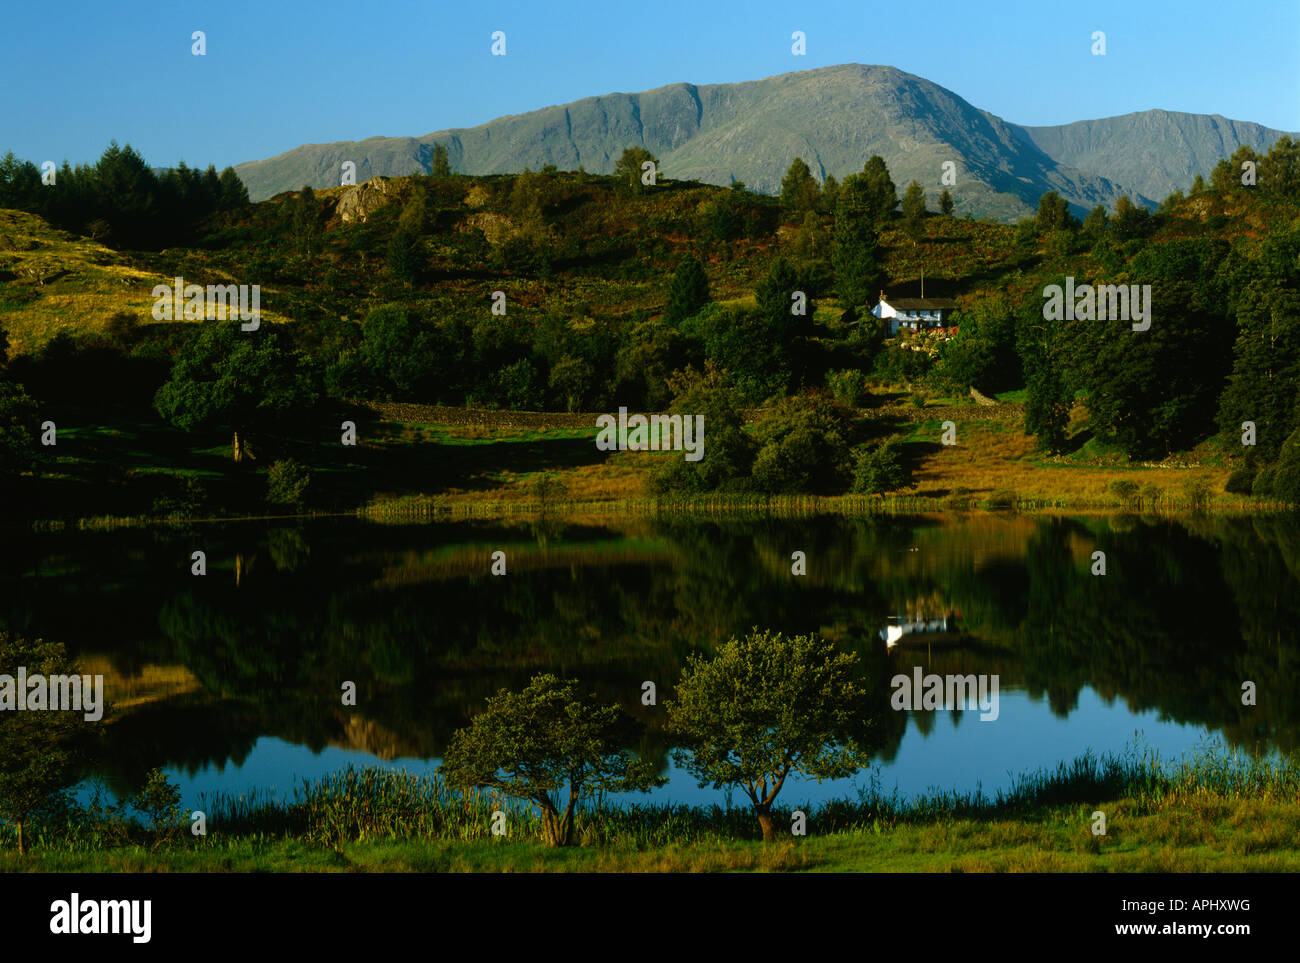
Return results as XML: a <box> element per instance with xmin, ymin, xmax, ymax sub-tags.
<box><xmin>882</xmin><ymin>297</ymin><xmax>957</xmax><ymax>310</ymax></box>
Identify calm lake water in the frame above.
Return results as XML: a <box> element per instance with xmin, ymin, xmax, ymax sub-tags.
<box><xmin>3</xmin><ymin>511</ymin><xmax>1295</xmax><ymax>810</ymax></box>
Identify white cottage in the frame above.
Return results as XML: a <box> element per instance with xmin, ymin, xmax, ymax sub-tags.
<box><xmin>871</xmin><ymin>292</ymin><xmax>958</xmax><ymax>336</ymax></box>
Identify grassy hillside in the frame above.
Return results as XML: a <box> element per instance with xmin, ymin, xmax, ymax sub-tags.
<box><xmin>1</xmin><ymin>155</ymin><xmax>1297</xmax><ymax>523</ymax></box>
<box><xmin>4</xmin><ymin>164</ymin><xmax>1288</xmax><ymax>356</ymax></box>
<box><xmin>0</xmin><ymin>209</ymin><xmax>289</xmax><ymax>355</ymax></box>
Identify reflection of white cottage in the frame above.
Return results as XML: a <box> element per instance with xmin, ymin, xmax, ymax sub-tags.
<box><xmin>872</xmin><ymin>292</ymin><xmax>958</xmax><ymax>336</ymax></box>
<box><xmin>880</xmin><ymin>615</ymin><xmax>957</xmax><ymax>647</ymax></box>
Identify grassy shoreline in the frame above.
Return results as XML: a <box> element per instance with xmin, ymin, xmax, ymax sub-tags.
<box><xmin>31</xmin><ymin>492</ymin><xmax>1289</xmax><ymax>532</ymax></box>
<box><xmin>4</xmin><ymin>745</ymin><xmax>1297</xmax><ymax>873</ymax></box>
<box><xmin>16</xmin><ymin>393</ymin><xmax>1282</xmax><ymax>530</ymax></box>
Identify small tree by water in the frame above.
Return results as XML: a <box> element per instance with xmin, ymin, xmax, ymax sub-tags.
<box><xmin>0</xmin><ymin>635</ymin><xmax>90</xmax><ymax>856</ymax></box>
<box><xmin>666</xmin><ymin>628</ymin><xmax>874</xmax><ymax>842</ymax></box>
<box><xmin>440</xmin><ymin>674</ymin><xmax>664</xmax><ymax>846</ymax></box>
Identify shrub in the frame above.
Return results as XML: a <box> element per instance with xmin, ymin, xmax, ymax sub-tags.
<box><xmin>650</xmin><ymin>362</ymin><xmax>756</xmax><ymax>494</ymax></box>
<box><xmin>1271</xmin><ymin>426</ymin><xmax>1300</xmax><ymax>505</ymax></box>
<box><xmin>1180</xmin><ymin>477</ymin><xmax>1212</xmax><ymax>511</ymax></box>
<box><xmin>531</xmin><ymin>473</ymin><xmax>566</xmax><ymax>508</ymax></box>
<box><xmin>1108</xmin><ymin>479</ymin><xmax>1140</xmax><ymax>507</ymax></box>
<box><xmin>267</xmin><ymin>458</ymin><xmax>311</xmax><ymax>509</ymax></box>
<box><xmin>873</xmin><ymin>344</ymin><xmax>934</xmax><ymax>384</ymax></box>
<box><xmin>985</xmin><ymin>488</ymin><xmax>1018</xmax><ymax>511</ymax></box>
<box><xmin>151</xmin><ymin>475</ymin><xmax>207</xmax><ymax>518</ymax></box>
<box><xmin>851</xmin><ymin>440</ymin><xmax>909</xmax><ymax>495</ymax></box>
<box><xmin>750</xmin><ymin>394</ymin><xmax>854</xmax><ymax>494</ymax></box>
<box><xmin>1224</xmin><ymin>466</ymin><xmax>1257</xmax><ymax>495</ymax></box>
<box><xmin>131</xmin><ymin>768</ymin><xmax>185</xmax><ymax>851</ymax></box>
<box><xmin>945</xmin><ymin>485</ymin><xmax>974</xmax><ymax>509</ymax></box>
<box><xmin>1139</xmin><ymin>482</ymin><xmax>1163</xmax><ymax>508</ymax></box>
<box><xmin>826</xmin><ymin>369</ymin><xmax>871</xmax><ymax>407</ymax></box>
<box><xmin>487</xmin><ymin>358</ymin><xmax>545</xmax><ymax>410</ymax></box>
<box><xmin>1252</xmin><ymin>465</ymin><xmax>1276</xmax><ymax>497</ymax></box>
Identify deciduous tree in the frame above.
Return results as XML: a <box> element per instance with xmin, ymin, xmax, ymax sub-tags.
<box><xmin>154</xmin><ymin>323</ymin><xmax>320</xmax><ymax>463</ymax></box>
<box><xmin>440</xmin><ymin>674</ymin><xmax>662</xmax><ymax>846</ymax></box>
<box><xmin>0</xmin><ymin>635</ymin><xmax>91</xmax><ymax>856</ymax></box>
<box><xmin>666</xmin><ymin>628</ymin><xmax>874</xmax><ymax>842</ymax></box>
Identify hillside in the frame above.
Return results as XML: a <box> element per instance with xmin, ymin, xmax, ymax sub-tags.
<box><xmin>1</xmin><ymin>139</ymin><xmax>1297</xmax><ymax>523</ymax></box>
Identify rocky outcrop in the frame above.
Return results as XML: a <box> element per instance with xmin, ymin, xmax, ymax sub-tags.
<box><xmin>335</xmin><ymin>176</ymin><xmax>395</xmax><ymax>224</ymax></box>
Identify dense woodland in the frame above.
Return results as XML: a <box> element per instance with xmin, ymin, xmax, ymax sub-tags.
<box><xmin>1</xmin><ymin>136</ymin><xmax>1299</xmax><ymax>506</ymax></box>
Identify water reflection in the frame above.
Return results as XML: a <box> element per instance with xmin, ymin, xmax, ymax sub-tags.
<box><xmin>880</xmin><ymin>614</ymin><xmax>961</xmax><ymax>647</ymax></box>
<box><xmin>2</xmin><ymin>511</ymin><xmax>1296</xmax><ymax>804</ymax></box>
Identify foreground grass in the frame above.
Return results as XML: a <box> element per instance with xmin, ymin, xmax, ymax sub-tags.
<box><xmin>4</xmin><ymin>746</ymin><xmax>1298</xmax><ymax>872</ymax></box>
<box><xmin>6</xmin><ymin>795</ymin><xmax>1298</xmax><ymax>873</ymax></box>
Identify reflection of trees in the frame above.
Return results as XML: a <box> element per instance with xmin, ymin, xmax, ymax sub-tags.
<box><xmin>1211</xmin><ymin>516</ymin><xmax>1300</xmax><ymax>752</ymax></box>
<box><xmin>131</xmin><ymin>517</ymin><xmax>920</xmax><ymax>776</ymax></box>
<box><xmin>1014</xmin><ymin>516</ymin><xmax>1300</xmax><ymax>752</ymax></box>
<box><xmin>4</xmin><ymin>512</ymin><xmax>1300</xmax><ymax>797</ymax></box>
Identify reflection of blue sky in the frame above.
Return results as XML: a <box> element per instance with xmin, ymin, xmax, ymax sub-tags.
<box><xmin>78</xmin><ymin>686</ymin><xmax>1234</xmax><ymax>812</ymax></box>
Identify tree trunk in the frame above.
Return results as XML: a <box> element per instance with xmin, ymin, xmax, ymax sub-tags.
<box><xmin>559</xmin><ymin>782</ymin><xmax>579</xmax><ymax>847</ymax></box>
<box><xmin>232</xmin><ymin>430</ymin><xmax>243</xmax><ymax>464</ymax></box>
<box><xmin>541</xmin><ymin>808</ymin><xmax>560</xmax><ymax>847</ymax></box>
<box><xmin>756</xmin><ymin>808</ymin><xmax>776</xmax><ymax>843</ymax></box>
<box><xmin>541</xmin><ymin>804</ymin><xmax>576</xmax><ymax>847</ymax></box>
<box><xmin>17</xmin><ymin>819</ymin><xmax>24</xmax><ymax>856</ymax></box>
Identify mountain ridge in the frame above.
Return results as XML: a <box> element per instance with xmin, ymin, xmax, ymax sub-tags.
<box><xmin>233</xmin><ymin>63</ymin><xmax>1295</xmax><ymax>221</ymax></box>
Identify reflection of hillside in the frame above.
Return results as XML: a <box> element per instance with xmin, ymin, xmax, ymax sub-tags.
<box><xmin>336</xmin><ymin>712</ymin><xmax>409</xmax><ymax>759</ymax></box>
<box><xmin>79</xmin><ymin>656</ymin><xmax>204</xmax><ymax>714</ymax></box>
<box><xmin>6</xmin><ymin>512</ymin><xmax>1300</xmax><ymax>794</ymax></box>
<box><xmin>372</xmin><ymin>538</ymin><xmax>680</xmax><ymax>587</ymax></box>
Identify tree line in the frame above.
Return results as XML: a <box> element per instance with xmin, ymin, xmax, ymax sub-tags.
<box><xmin>0</xmin><ymin>142</ymin><xmax>249</xmax><ymax>248</ymax></box>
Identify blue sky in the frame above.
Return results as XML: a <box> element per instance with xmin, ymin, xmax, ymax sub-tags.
<box><xmin>2</xmin><ymin>0</ymin><xmax>1296</xmax><ymax>171</ymax></box>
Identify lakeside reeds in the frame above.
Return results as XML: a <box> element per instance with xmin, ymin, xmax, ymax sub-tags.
<box><xmin>5</xmin><ymin>741</ymin><xmax>1295</xmax><ymax>856</ymax></box>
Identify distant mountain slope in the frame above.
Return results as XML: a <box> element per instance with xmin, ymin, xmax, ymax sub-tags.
<box><xmin>1012</xmin><ymin>110</ymin><xmax>1295</xmax><ymax>203</ymax></box>
<box><xmin>233</xmin><ymin>64</ymin><xmax>1291</xmax><ymax>220</ymax></box>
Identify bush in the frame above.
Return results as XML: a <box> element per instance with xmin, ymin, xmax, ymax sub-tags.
<box><xmin>873</xmin><ymin>345</ymin><xmax>933</xmax><ymax>384</ymax></box>
<box><xmin>750</xmin><ymin>394</ymin><xmax>854</xmax><ymax>494</ymax></box>
<box><xmin>486</xmin><ymin>358</ymin><xmax>545</xmax><ymax>410</ymax></box>
<box><xmin>851</xmin><ymin>440</ymin><xmax>909</xmax><ymax>495</ymax></box>
<box><xmin>944</xmin><ymin>485</ymin><xmax>974</xmax><ymax>509</ymax></box>
<box><xmin>1139</xmin><ymin>482</ymin><xmax>1163</xmax><ymax>508</ymax></box>
<box><xmin>131</xmin><ymin>768</ymin><xmax>185</xmax><ymax>850</ymax></box>
<box><xmin>985</xmin><ymin>488</ymin><xmax>1018</xmax><ymax>511</ymax></box>
<box><xmin>531</xmin><ymin>473</ymin><xmax>566</xmax><ymax>506</ymax></box>
<box><xmin>1271</xmin><ymin>426</ymin><xmax>1300</xmax><ymax>505</ymax></box>
<box><xmin>649</xmin><ymin>363</ymin><xmax>756</xmax><ymax>494</ymax></box>
<box><xmin>491</xmin><ymin>231</ymin><xmax>550</xmax><ymax>276</ymax></box>
<box><xmin>267</xmin><ymin>459</ymin><xmax>311</xmax><ymax>509</ymax></box>
<box><xmin>826</xmin><ymin>369</ymin><xmax>871</xmax><ymax>407</ymax></box>
<box><xmin>151</xmin><ymin>475</ymin><xmax>207</xmax><ymax>518</ymax></box>
<box><xmin>1253</xmin><ymin>465</ymin><xmax>1276</xmax><ymax>497</ymax></box>
<box><xmin>1180</xmin><ymin>477</ymin><xmax>1212</xmax><ymax>511</ymax></box>
<box><xmin>1108</xmin><ymin>479</ymin><xmax>1140</xmax><ymax>507</ymax></box>
<box><xmin>1224</xmin><ymin>466</ymin><xmax>1257</xmax><ymax>495</ymax></box>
